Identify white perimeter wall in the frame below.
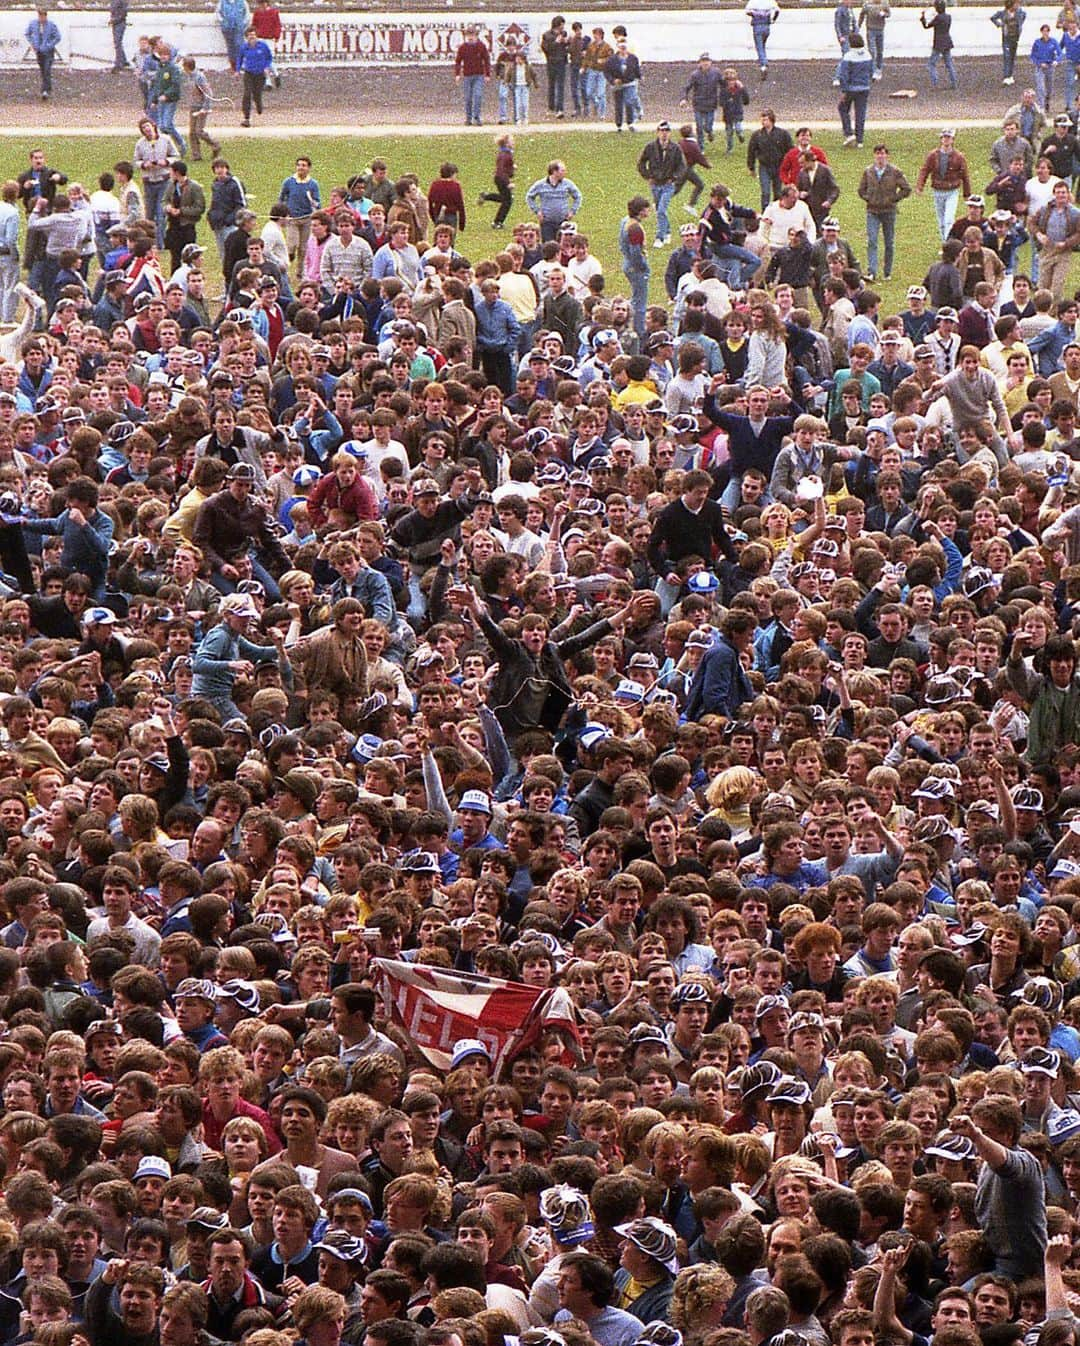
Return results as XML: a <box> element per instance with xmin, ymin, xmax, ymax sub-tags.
<box><xmin>0</xmin><ymin>5</ymin><xmax>1067</xmax><ymax>68</ymax></box>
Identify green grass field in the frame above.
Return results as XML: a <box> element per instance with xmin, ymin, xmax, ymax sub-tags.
<box><xmin>6</xmin><ymin>126</ymin><xmax>1047</xmax><ymax>313</ymax></box>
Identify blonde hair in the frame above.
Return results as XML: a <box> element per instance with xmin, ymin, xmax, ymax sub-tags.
<box><xmin>706</xmin><ymin>765</ymin><xmax>758</xmax><ymax>810</ymax></box>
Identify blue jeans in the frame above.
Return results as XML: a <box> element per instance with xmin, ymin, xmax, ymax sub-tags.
<box><xmin>111</xmin><ymin>19</ymin><xmax>127</xmax><ymax>68</ymax></box>
<box><xmin>866</xmin><ymin>209</ymin><xmax>896</xmax><ymax>277</ymax></box>
<box><xmin>570</xmin><ymin>63</ymin><xmax>583</xmax><ymax>113</ymax></box>
<box><xmin>624</xmin><ymin>267</ymin><xmax>649</xmax><ymax>336</ymax></box>
<box><xmin>655</xmin><ymin>576</ymin><xmax>683</xmax><ymax>617</ymax></box>
<box><xmin>36</xmin><ymin>50</ymin><xmax>55</xmax><ymax>95</ymax></box>
<box><xmin>40</xmin><ymin>255</ymin><xmax>60</xmax><ymax>307</ymax></box>
<box><xmin>838</xmin><ymin>90</ymin><xmax>868</xmax><ymax>144</ymax></box>
<box><xmin>751</xmin><ymin>18</ymin><xmax>771</xmax><ymax>65</ymax></box>
<box><xmin>156</xmin><ymin>101</ymin><xmax>186</xmax><ymax>154</ymax></box>
<box><xmin>1035</xmin><ymin>64</ymin><xmax>1054</xmax><ymax>108</ymax></box>
<box><xmin>514</xmin><ymin>85</ymin><xmax>529</xmax><ymax>122</ymax></box>
<box><xmin>757</xmin><ymin>164</ymin><xmax>780</xmax><ymax>210</ymax></box>
<box><xmin>623</xmin><ymin>80</ymin><xmax>643</xmax><ymax>125</ymax></box>
<box><xmin>725</xmin><ymin>118</ymin><xmax>745</xmax><ymax>150</ymax></box>
<box><xmin>1003</xmin><ymin>37</ymin><xmax>1019</xmax><ymax>79</ymax></box>
<box><xmin>714</xmin><ymin>242</ymin><xmax>761</xmax><ymax>287</ymax></box>
<box><xmin>695</xmin><ymin>108</ymin><xmax>716</xmax><ymax>144</ymax></box>
<box><xmin>498</xmin><ymin>80</ymin><xmax>511</xmax><ymax>121</ymax></box>
<box><xmin>463</xmin><ymin>74</ymin><xmax>484</xmax><ymax>124</ymax></box>
<box><xmin>144</xmin><ymin>178</ymin><xmax>169</xmax><ymax>248</ymax></box>
<box><xmin>928</xmin><ymin>49</ymin><xmax>958</xmax><ymax>87</ymax></box>
<box><xmin>406</xmin><ymin>571</ymin><xmax>427</xmax><ymax>623</ymax></box>
<box><xmin>585</xmin><ymin>68</ymin><xmax>607</xmax><ymax>114</ymax></box>
<box><xmin>221</xmin><ymin>24</ymin><xmax>245</xmax><ymax>68</ymax></box>
<box><xmin>213</xmin><ymin>223</ymin><xmax>236</xmax><ymax>265</ymax></box>
<box><xmin>932</xmin><ymin>187</ymin><xmax>960</xmax><ymax>241</ymax></box>
<box><xmin>867</xmin><ymin>28</ymin><xmax>885</xmax><ymax>71</ymax></box>
<box><xmin>651</xmin><ymin>184</ymin><xmax>676</xmax><ymax>242</ymax></box>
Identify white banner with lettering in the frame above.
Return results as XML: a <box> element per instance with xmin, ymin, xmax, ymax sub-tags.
<box><xmin>0</xmin><ymin>6</ymin><xmax>1067</xmax><ymax>69</ymax></box>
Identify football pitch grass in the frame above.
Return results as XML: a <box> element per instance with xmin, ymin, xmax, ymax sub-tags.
<box><xmin>4</xmin><ymin>126</ymin><xmax>1041</xmax><ymax>313</ymax></box>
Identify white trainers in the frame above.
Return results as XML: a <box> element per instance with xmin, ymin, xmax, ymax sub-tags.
<box><xmin>872</xmin><ymin>70</ymin><xmax>882</xmax><ymax>79</ymax></box>
<box><xmin>832</xmin><ymin>78</ymin><xmax>841</xmax><ymax>87</ymax></box>
<box><xmin>653</xmin><ymin>237</ymin><xmax>667</xmax><ymax>247</ymax></box>
<box><xmin>843</xmin><ymin>135</ymin><xmax>857</xmax><ymax>146</ymax></box>
<box><xmin>684</xmin><ymin>203</ymin><xmax>698</xmax><ymax>215</ymax></box>
<box><xmin>1003</xmin><ymin>75</ymin><xmax>1015</xmax><ymax>84</ymax></box>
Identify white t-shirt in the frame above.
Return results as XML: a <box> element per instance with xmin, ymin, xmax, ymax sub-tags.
<box><xmin>761</xmin><ymin>198</ymin><xmax>817</xmax><ymax>246</ymax></box>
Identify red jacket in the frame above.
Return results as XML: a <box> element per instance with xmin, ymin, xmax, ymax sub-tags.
<box><xmin>307</xmin><ymin>471</ymin><xmax>379</xmax><ymax>527</ymax></box>
<box><xmin>428</xmin><ymin>178</ymin><xmax>467</xmax><ymax>231</ymax></box>
<box><xmin>454</xmin><ymin>38</ymin><xmax>491</xmax><ymax>77</ymax></box>
<box><xmin>202</xmin><ymin>1096</ymin><xmax>281</xmax><ymax>1153</ymax></box>
<box><xmin>780</xmin><ymin>144</ymin><xmax>827</xmax><ymax>186</ymax></box>
<box><xmin>252</xmin><ymin>5</ymin><xmax>282</xmax><ymax>38</ymax></box>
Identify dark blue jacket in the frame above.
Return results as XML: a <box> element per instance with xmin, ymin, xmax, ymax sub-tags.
<box><xmin>685</xmin><ymin>636</ymin><xmax>754</xmax><ymax>720</ymax></box>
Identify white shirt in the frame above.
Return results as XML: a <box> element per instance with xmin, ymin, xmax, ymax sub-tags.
<box><xmin>761</xmin><ymin>198</ymin><xmax>817</xmax><ymax>245</ymax></box>
<box><xmin>566</xmin><ymin>251</ymin><xmax>603</xmax><ymax>299</ymax></box>
<box><xmin>86</xmin><ymin>912</ymin><xmax>160</xmax><ymax>966</ymax></box>
<box><xmin>359</xmin><ymin>437</ymin><xmax>410</xmax><ymax>498</ymax></box>
<box><xmin>1026</xmin><ymin>174</ymin><xmax>1062</xmax><ymax>218</ymax></box>
<box><xmin>261</xmin><ymin>219</ymin><xmax>290</xmax><ymax>273</ymax></box>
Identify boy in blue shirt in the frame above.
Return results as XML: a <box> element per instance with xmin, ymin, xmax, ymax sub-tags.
<box><xmin>237</xmin><ymin>28</ymin><xmax>274</xmax><ymax>127</ymax></box>
<box><xmin>1031</xmin><ymin>24</ymin><xmax>1061</xmax><ymax>111</ymax></box>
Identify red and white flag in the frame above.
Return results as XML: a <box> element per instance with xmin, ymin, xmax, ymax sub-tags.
<box><xmin>373</xmin><ymin>958</ymin><xmax>581</xmax><ymax>1076</ymax></box>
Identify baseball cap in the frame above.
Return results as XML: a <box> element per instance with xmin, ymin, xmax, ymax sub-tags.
<box><xmin>451</xmin><ymin>1039</ymin><xmax>493</xmax><ymax>1069</ymax></box>
<box><xmin>458</xmin><ymin>789</ymin><xmax>492</xmax><ymax>815</ymax></box>
<box><xmin>134</xmin><ymin>1156</ymin><xmax>172</xmax><ymax>1182</ymax></box>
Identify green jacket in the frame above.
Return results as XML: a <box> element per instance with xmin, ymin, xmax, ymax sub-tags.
<box><xmin>1009</xmin><ymin>657</ymin><xmax>1080</xmax><ymax>764</ymax></box>
<box><xmin>150</xmin><ymin>58</ymin><xmax>182</xmax><ymax>104</ymax></box>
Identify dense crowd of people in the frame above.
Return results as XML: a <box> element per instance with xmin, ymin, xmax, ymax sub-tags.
<box><xmin>9</xmin><ymin>12</ymin><xmax>1080</xmax><ymax>1346</ymax></box>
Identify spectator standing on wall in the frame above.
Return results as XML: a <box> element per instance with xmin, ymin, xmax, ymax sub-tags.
<box><xmin>454</xmin><ymin>26</ymin><xmax>492</xmax><ymax>127</ymax></box>
<box><xmin>26</xmin><ymin>8</ymin><xmax>62</xmax><ymax>102</ymax></box>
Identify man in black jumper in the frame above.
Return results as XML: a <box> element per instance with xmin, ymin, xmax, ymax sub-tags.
<box><xmin>647</xmin><ymin>468</ymin><xmax>737</xmax><ymax>615</ymax></box>
<box><xmin>702</xmin><ymin>384</ymin><xmax>798</xmax><ymax>511</ymax></box>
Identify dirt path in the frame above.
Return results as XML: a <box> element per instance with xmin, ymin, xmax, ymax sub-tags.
<box><xmin>0</xmin><ymin>55</ymin><xmax>1020</xmax><ymax>132</ymax></box>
